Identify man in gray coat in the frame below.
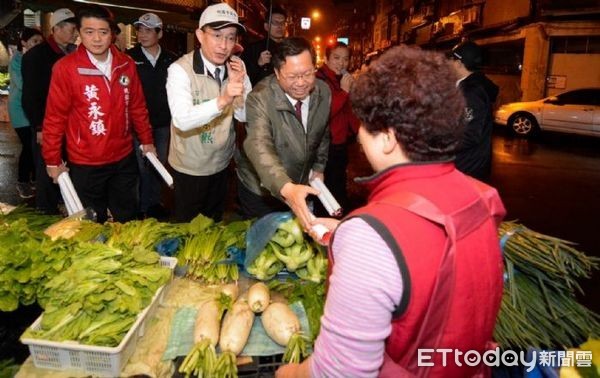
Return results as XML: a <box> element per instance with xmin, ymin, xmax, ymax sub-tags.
<box><xmin>236</xmin><ymin>37</ymin><xmax>331</xmax><ymax>229</ymax></box>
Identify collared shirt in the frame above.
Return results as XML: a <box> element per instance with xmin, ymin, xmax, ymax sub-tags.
<box><xmin>285</xmin><ymin>93</ymin><xmax>310</xmax><ymax>132</ymax></box>
<box><xmin>166</xmin><ymin>49</ymin><xmax>251</xmax><ymax>133</ymax></box>
<box><xmin>86</xmin><ymin>49</ymin><xmax>113</xmax><ymax>80</ymax></box>
<box><xmin>141</xmin><ymin>45</ymin><xmax>161</xmax><ymax>67</ymax></box>
<box><xmin>200</xmin><ymin>50</ymin><xmax>224</xmax><ymax>83</ymax></box>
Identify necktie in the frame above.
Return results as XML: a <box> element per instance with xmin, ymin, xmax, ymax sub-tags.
<box><xmin>294</xmin><ymin>101</ymin><xmax>303</xmax><ymax>124</ymax></box>
<box><xmin>213</xmin><ymin>67</ymin><xmax>221</xmax><ymax>88</ymax></box>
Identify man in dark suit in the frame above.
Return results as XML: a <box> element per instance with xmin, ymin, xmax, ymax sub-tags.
<box><xmin>241</xmin><ymin>5</ymin><xmax>287</xmax><ymax>86</ymax></box>
<box><xmin>126</xmin><ymin>13</ymin><xmax>177</xmax><ymax>219</ymax></box>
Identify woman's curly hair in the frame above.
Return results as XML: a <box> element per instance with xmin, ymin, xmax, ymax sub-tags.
<box><xmin>350</xmin><ymin>45</ymin><xmax>465</xmax><ymax>162</ymax></box>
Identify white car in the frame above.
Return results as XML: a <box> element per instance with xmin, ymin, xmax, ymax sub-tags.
<box><xmin>494</xmin><ymin>88</ymin><xmax>600</xmax><ymax>137</ymax></box>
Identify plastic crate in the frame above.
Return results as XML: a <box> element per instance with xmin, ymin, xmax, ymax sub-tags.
<box><xmin>20</xmin><ymin>256</ymin><xmax>176</xmax><ymax>377</ymax></box>
<box><xmin>238</xmin><ymin>354</ymin><xmax>284</xmax><ymax>378</ymax></box>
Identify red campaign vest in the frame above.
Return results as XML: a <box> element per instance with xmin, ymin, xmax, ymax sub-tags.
<box><xmin>327</xmin><ymin>164</ymin><xmax>505</xmax><ymax>378</ymax></box>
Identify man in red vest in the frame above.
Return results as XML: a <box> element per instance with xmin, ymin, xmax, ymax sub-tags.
<box><xmin>276</xmin><ymin>45</ymin><xmax>505</xmax><ymax>377</ymax></box>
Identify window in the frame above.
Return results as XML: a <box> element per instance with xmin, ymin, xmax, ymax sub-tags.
<box><xmin>551</xmin><ymin>36</ymin><xmax>600</xmax><ymax>54</ymax></box>
<box><xmin>556</xmin><ymin>89</ymin><xmax>600</xmax><ymax>106</ymax></box>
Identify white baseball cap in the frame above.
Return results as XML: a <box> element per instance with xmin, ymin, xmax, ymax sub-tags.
<box><xmin>134</xmin><ymin>13</ymin><xmax>163</xmax><ymax>29</ymax></box>
<box><xmin>50</xmin><ymin>8</ymin><xmax>76</xmax><ymax>28</ymax></box>
<box><xmin>199</xmin><ymin>3</ymin><xmax>246</xmax><ymax>33</ymax></box>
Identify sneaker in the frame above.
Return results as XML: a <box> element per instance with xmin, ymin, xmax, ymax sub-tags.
<box><xmin>16</xmin><ymin>182</ymin><xmax>35</xmax><ymax>199</ymax></box>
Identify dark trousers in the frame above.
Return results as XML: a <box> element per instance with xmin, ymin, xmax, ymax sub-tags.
<box><xmin>134</xmin><ymin>127</ymin><xmax>170</xmax><ymax>213</ymax></box>
<box><xmin>237</xmin><ymin>179</ymin><xmax>288</xmax><ymax>219</ymax></box>
<box><xmin>172</xmin><ymin>168</ymin><xmax>229</xmax><ymax>222</ymax></box>
<box><xmin>14</xmin><ymin>127</ymin><xmax>34</xmax><ymax>183</ymax></box>
<box><xmin>315</xmin><ymin>143</ymin><xmax>348</xmax><ymax>217</ymax></box>
<box><xmin>32</xmin><ymin>128</ymin><xmax>61</xmax><ymax>214</ymax></box>
<box><xmin>69</xmin><ymin>152</ymin><xmax>139</xmax><ymax>223</ymax></box>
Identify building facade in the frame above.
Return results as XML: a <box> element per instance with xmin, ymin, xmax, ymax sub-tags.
<box><xmin>354</xmin><ymin>0</ymin><xmax>600</xmax><ymax>103</ymax></box>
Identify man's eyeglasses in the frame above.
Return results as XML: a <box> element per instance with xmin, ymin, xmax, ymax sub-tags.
<box><xmin>270</xmin><ymin>20</ymin><xmax>287</xmax><ymax>27</ymax></box>
<box><xmin>280</xmin><ymin>69</ymin><xmax>316</xmax><ymax>83</ymax></box>
<box><xmin>204</xmin><ymin>30</ymin><xmax>237</xmax><ymax>44</ymax></box>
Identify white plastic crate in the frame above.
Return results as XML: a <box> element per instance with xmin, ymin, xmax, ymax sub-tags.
<box><xmin>21</xmin><ymin>256</ymin><xmax>176</xmax><ymax>377</ymax></box>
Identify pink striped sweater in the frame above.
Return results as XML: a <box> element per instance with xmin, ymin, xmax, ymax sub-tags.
<box><xmin>310</xmin><ymin>217</ymin><xmax>403</xmax><ymax>377</ymax></box>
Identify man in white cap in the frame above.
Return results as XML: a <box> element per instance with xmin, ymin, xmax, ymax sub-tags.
<box><xmin>166</xmin><ymin>2</ymin><xmax>251</xmax><ymax>222</ymax></box>
<box><xmin>126</xmin><ymin>13</ymin><xmax>177</xmax><ymax>219</ymax></box>
<box><xmin>22</xmin><ymin>8</ymin><xmax>78</xmax><ymax>215</ymax></box>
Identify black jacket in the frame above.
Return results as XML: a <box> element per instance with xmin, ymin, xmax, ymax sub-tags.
<box><xmin>455</xmin><ymin>71</ymin><xmax>499</xmax><ymax>181</ymax></box>
<box><xmin>126</xmin><ymin>44</ymin><xmax>177</xmax><ymax>128</ymax></box>
<box><xmin>241</xmin><ymin>38</ymin><xmax>280</xmax><ymax>86</ymax></box>
<box><xmin>21</xmin><ymin>36</ymin><xmax>69</xmax><ymax>130</ymax></box>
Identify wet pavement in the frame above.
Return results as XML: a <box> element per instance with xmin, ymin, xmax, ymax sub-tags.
<box><xmin>489</xmin><ymin>128</ymin><xmax>600</xmax><ymax>313</ymax></box>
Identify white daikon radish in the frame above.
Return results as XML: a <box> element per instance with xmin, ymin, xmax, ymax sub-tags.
<box><xmin>261</xmin><ymin>302</ymin><xmax>308</xmax><ymax>363</ymax></box>
<box><xmin>261</xmin><ymin>302</ymin><xmax>300</xmax><ymax>345</ymax></box>
<box><xmin>218</xmin><ymin>300</ymin><xmax>254</xmax><ymax>355</ymax></box>
<box><xmin>248</xmin><ymin>282</ymin><xmax>270</xmax><ymax>313</ymax></box>
<box><xmin>220</xmin><ymin>283</ymin><xmax>239</xmax><ymax>301</ymax></box>
<box><xmin>216</xmin><ymin>299</ymin><xmax>255</xmax><ymax>377</ymax></box>
<box><xmin>194</xmin><ymin>300</ymin><xmax>222</xmax><ymax>345</ymax></box>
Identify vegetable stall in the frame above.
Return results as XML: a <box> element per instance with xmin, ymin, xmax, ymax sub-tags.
<box><xmin>0</xmin><ymin>204</ymin><xmax>598</xmax><ymax>377</ymax></box>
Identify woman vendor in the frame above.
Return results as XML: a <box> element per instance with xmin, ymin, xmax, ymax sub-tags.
<box><xmin>276</xmin><ymin>45</ymin><xmax>506</xmax><ymax>377</ymax></box>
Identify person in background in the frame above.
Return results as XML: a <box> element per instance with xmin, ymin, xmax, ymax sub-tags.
<box><xmin>43</xmin><ymin>5</ymin><xmax>156</xmax><ymax>223</ymax></box>
<box><xmin>166</xmin><ymin>2</ymin><xmax>251</xmax><ymax>222</ymax></box>
<box><xmin>315</xmin><ymin>41</ymin><xmax>360</xmax><ymax>215</ymax></box>
<box><xmin>241</xmin><ymin>5</ymin><xmax>287</xmax><ymax>86</ymax></box>
<box><xmin>112</xmin><ymin>24</ymin><xmax>125</xmax><ymax>51</ymax></box>
<box><xmin>22</xmin><ymin>8</ymin><xmax>78</xmax><ymax>214</ymax></box>
<box><xmin>449</xmin><ymin>40</ymin><xmax>499</xmax><ymax>182</ymax></box>
<box><xmin>276</xmin><ymin>45</ymin><xmax>505</xmax><ymax>377</ymax></box>
<box><xmin>8</xmin><ymin>28</ymin><xmax>44</xmax><ymax>199</ymax></box>
<box><xmin>235</xmin><ymin>37</ymin><xmax>331</xmax><ymax>229</ymax></box>
<box><xmin>127</xmin><ymin>13</ymin><xmax>177</xmax><ymax>219</ymax></box>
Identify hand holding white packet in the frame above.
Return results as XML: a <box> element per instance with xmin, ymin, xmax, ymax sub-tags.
<box><xmin>309</xmin><ymin>177</ymin><xmax>342</xmax><ymax>217</ymax></box>
<box><xmin>141</xmin><ymin>147</ymin><xmax>174</xmax><ymax>188</ymax></box>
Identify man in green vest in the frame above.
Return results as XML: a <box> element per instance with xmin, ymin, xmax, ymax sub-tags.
<box><xmin>166</xmin><ymin>3</ymin><xmax>251</xmax><ymax>222</ymax></box>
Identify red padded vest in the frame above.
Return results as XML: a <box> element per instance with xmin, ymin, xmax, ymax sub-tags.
<box><xmin>328</xmin><ymin>163</ymin><xmax>505</xmax><ymax>377</ymax></box>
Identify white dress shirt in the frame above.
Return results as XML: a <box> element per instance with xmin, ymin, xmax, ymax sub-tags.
<box><xmin>285</xmin><ymin>93</ymin><xmax>310</xmax><ymax>132</ymax></box>
<box><xmin>166</xmin><ymin>50</ymin><xmax>251</xmax><ymax>132</ymax></box>
<box><xmin>141</xmin><ymin>45</ymin><xmax>161</xmax><ymax>67</ymax></box>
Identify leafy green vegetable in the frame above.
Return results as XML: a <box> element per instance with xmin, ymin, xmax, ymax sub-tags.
<box><xmin>268</xmin><ymin>280</ymin><xmax>325</xmax><ymax>341</ymax></box>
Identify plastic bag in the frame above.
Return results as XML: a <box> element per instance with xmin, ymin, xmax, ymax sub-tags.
<box><xmin>244</xmin><ymin>211</ymin><xmax>293</xmax><ymax>268</ymax></box>
<box><xmin>155</xmin><ymin>237</ymin><xmax>181</xmax><ymax>257</ymax></box>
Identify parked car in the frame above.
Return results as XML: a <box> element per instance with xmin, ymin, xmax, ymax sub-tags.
<box><xmin>494</xmin><ymin>88</ymin><xmax>600</xmax><ymax>137</ymax></box>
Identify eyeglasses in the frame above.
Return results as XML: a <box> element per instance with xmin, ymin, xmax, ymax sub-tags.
<box><xmin>280</xmin><ymin>69</ymin><xmax>316</xmax><ymax>83</ymax></box>
<box><xmin>204</xmin><ymin>30</ymin><xmax>237</xmax><ymax>44</ymax></box>
<box><xmin>270</xmin><ymin>20</ymin><xmax>287</xmax><ymax>27</ymax></box>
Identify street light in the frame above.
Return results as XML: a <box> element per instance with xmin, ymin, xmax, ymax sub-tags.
<box><xmin>311</xmin><ymin>10</ymin><xmax>321</xmax><ymax>21</ymax></box>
